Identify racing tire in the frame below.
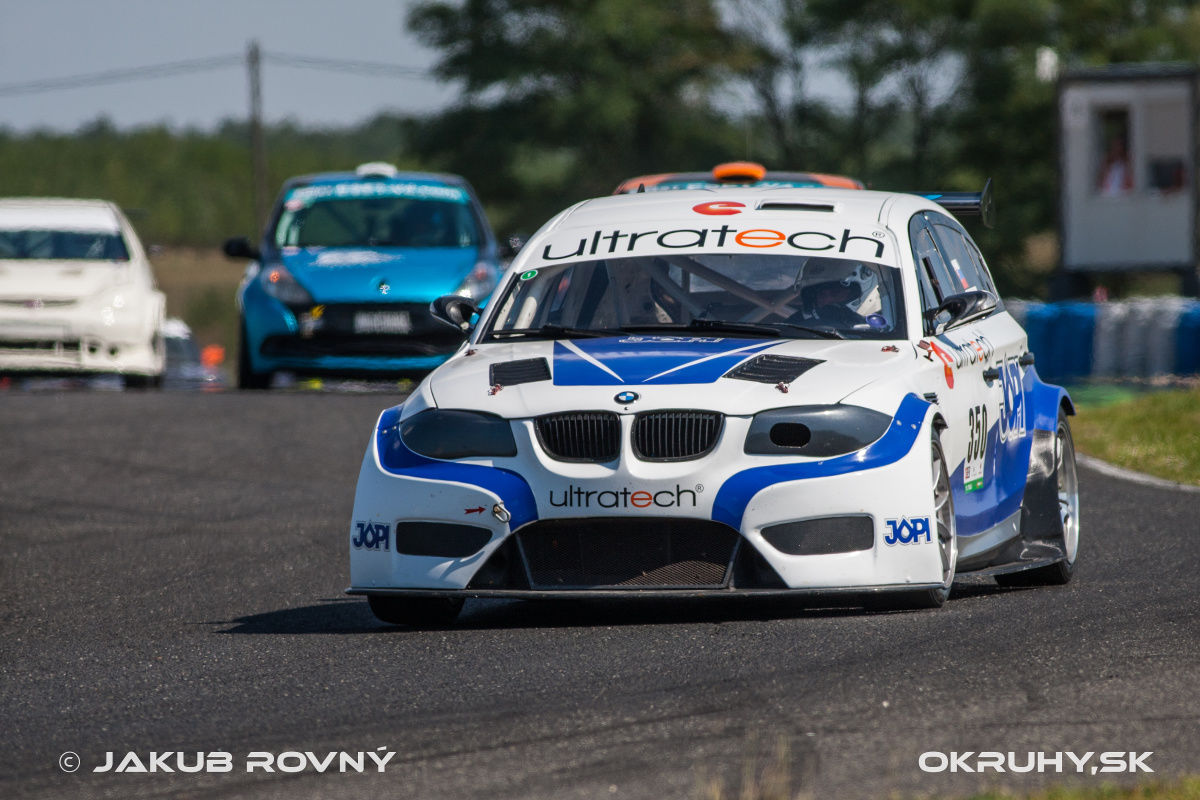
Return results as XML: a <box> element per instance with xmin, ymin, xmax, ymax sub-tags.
<box><xmin>367</xmin><ymin>595</ymin><xmax>464</xmax><ymax>627</ymax></box>
<box><xmin>870</xmin><ymin>430</ymin><xmax>958</xmax><ymax>610</ymax></box>
<box><xmin>124</xmin><ymin>373</ymin><xmax>163</xmax><ymax>390</ymax></box>
<box><xmin>996</xmin><ymin>409</ymin><xmax>1079</xmax><ymax>587</ymax></box>
<box><xmin>237</xmin><ymin>321</ymin><xmax>271</xmax><ymax>390</ymax></box>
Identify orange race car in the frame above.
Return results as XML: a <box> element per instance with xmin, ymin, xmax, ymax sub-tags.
<box><xmin>613</xmin><ymin>161</ymin><xmax>864</xmax><ymax>194</ymax></box>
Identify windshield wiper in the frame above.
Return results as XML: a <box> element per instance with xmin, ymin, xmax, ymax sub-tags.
<box><xmin>756</xmin><ymin>321</ymin><xmax>845</xmax><ymax>339</ymax></box>
<box><xmin>620</xmin><ymin>321</ymin><xmax>780</xmax><ymax>338</ymax></box>
<box><xmin>489</xmin><ymin>324</ymin><xmax>623</xmax><ymax>340</ymax></box>
<box><xmin>620</xmin><ymin>319</ymin><xmax>843</xmax><ymax>339</ymax></box>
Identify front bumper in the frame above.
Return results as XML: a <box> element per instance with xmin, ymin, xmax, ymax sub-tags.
<box><xmin>241</xmin><ymin>287</ymin><xmax>462</xmax><ymax>375</ymax></box>
<box><xmin>0</xmin><ymin>313</ymin><xmax>162</xmax><ymax>375</ymax></box>
<box><xmin>349</xmin><ymin>394</ymin><xmax>946</xmax><ymax>595</ymax></box>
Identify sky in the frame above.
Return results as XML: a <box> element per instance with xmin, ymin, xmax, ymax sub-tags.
<box><xmin>0</xmin><ymin>0</ymin><xmax>458</xmax><ymax>132</ymax></box>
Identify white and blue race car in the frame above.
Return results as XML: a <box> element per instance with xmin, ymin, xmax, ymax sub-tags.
<box><xmin>347</xmin><ymin>183</ymin><xmax>1080</xmax><ymax>624</ymax></box>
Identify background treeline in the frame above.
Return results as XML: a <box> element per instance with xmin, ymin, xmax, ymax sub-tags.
<box><xmin>3</xmin><ymin>0</ymin><xmax>1200</xmax><ymax>298</ymax></box>
<box><xmin>0</xmin><ymin>116</ymin><xmax>420</xmax><ymax>244</ymax></box>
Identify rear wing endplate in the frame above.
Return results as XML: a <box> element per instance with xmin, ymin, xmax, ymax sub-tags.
<box><xmin>915</xmin><ymin>179</ymin><xmax>995</xmax><ymax>228</ymax></box>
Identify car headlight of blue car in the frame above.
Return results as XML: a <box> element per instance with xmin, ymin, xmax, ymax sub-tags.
<box><xmin>259</xmin><ymin>264</ymin><xmax>314</xmax><ymax>307</ymax></box>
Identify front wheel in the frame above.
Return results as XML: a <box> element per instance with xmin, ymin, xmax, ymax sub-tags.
<box><xmin>124</xmin><ymin>373</ymin><xmax>163</xmax><ymax>389</ymax></box>
<box><xmin>997</xmin><ymin>410</ymin><xmax>1079</xmax><ymax>586</ymax></box>
<box><xmin>237</xmin><ymin>321</ymin><xmax>271</xmax><ymax>390</ymax></box>
<box><xmin>368</xmin><ymin>595</ymin><xmax>464</xmax><ymax>627</ymax></box>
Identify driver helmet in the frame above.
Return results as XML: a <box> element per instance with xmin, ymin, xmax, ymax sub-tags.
<box><xmin>800</xmin><ymin>261</ymin><xmax>882</xmax><ymax>318</ymax></box>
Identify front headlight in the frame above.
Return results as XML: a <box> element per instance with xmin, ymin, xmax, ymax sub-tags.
<box><xmin>400</xmin><ymin>409</ymin><xmax>517</xmax><ymax>459</ymax></box>
<box><xmin>744</xmin><ymin>405</ymin><xmax>892</xmax><ymax>457</ymax></box>
<box><xmin>454</xmin><ymin>261</ymin><xmax>499</xmax><ymax>302</ymax></box>
<box><xmin>259</xmin><ymin>263</ymin><xmax>314</xmax><ymax>306</ymax></box>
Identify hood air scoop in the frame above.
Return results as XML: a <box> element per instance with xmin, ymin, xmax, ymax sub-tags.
<box><xmin>724</xmin><ymin>354</ymin><xmax>822</xmax><ymax>384</ymax></box>
<box><xmin>489</xmin><ymin>357</ymin><xmax>551</xmax><ymax>387</ymax></box>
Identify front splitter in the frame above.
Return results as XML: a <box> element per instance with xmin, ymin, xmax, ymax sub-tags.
<box><xmin>346</xmin><ymin>584</ymin><xmax>943</xmax><ymax>600</ymax></box>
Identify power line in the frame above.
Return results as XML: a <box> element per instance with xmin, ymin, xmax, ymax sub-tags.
<box><xmin>0</xmin><ymin>55</ymin><xmax>242</xmax><ymax>97</ymax></box>
<box><xmin>0</xmin><ymin>51</ymin><xmax>437</xmax><ymax>98</ymax></box>
<box><xmin>265</xmin><ymin>52</ymin><xmax>432</xmax><ymax>78</ymax></box>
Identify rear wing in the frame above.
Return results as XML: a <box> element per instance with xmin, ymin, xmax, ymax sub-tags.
<box><xmin>915</xmin><ymin>179</ymin><xmax>995</xmax><ymax>228</ymax></box>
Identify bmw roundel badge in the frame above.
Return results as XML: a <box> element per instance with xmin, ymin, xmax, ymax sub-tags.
<box><xmin>614</xmin><ymin>391</ymin><xmax>639</xmax><ymax>405</ymax></box>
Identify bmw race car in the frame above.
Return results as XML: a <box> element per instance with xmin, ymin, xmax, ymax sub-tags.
<box><xmin>348</xmin><ymin>181</ymin><xmax>1080</xmax><ymax>625</ymax></box>
<box><xmin>224</xmin><ymin>162</ymin><xmax>502</xmax><ymax>389</ymax></box>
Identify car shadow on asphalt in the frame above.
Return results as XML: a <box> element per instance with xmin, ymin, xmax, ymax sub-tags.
<box><xmin>209</xmin><ymin>589</ymin><xmax>995</xmax><ymax>635</ymax></box>
<box><xmin>208</xmin><ymin>598</ymin><xmax>382</xmax><ymax>635</ymax></box>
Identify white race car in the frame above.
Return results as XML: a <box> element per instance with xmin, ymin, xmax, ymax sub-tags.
<box><xmin>348</xmin><ymin>183</ymin><xmax>1080</xmax><ymax>624</ymax></box>
<box><xmin>0</xmin><ymin>198</ymin><xmax>165</xmax><ymax>386</ymax></box>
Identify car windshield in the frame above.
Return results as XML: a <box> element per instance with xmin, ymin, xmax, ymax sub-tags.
<box><xmin>165</xmin><ymin>335</ymin><xmax>200</xmax><ymax>363</ymax></box>
<box><xmin>0</xmin><ymin>229</ymin><xmax>129</xmax><ymax>261</ymax></box>
<box><xmin>483</xmin><ymin>253</ymin><xmax>906</xmax><ymax>340</ymax></box>
<box><xmin>274</xmin><ymin>196</ymin><xmax>480</xmax><ymax>249</ymax></box>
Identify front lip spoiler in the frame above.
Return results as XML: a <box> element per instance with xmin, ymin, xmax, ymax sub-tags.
<box><xmin>346</xmin><ymin>584</ymin><xmax>943</xmax><ymax>600</ymax></box>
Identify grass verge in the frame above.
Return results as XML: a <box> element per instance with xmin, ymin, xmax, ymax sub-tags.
<box><xmin>150</xmin><ymin>246</ymin><xmax>243</xmax><ymax>363</ymax></box>
<box><xmin>1071</xmin><ymin>384</ymin><xmax>1200</xmax><ymax>486</ymax></box>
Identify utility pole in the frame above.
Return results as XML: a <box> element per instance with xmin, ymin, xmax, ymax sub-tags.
<box><xmin>247</xmin><ymin>40</ymin><xmax>268</xmax><ymax>235</ymax></box>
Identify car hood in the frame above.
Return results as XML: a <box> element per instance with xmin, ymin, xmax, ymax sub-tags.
<box><xmin>427</xmin><ymin>335</ymin><xmax>918</xmax><ymax>417</ymax></box>
<box><xmin>0</xmin><ymin>261</ymin><xmax>128</xmax><ymax>302</ymax></box>
<box><xmin>278</xmin><ymin>246</ymin><xmax>478</xmax><ymax>303</ymax></box>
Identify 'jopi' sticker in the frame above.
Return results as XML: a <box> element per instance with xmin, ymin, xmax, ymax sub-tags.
<box><xmin>520</xmin><ymin>269</ymin><xmax>539</xmax><ymax>280</ymax></box>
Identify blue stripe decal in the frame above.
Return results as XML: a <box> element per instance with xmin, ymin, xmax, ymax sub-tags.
<box><xmin>945</xmin><ymin>363</ymin><xmax>1064</xmax><ymax>537</ymax></box>
<box><xmin>712</xmin><ymin>393</ymin><xmax>930</xmax><ymax>531</ymax></box>
<box><xmin>950</xmin><ymin>420</ymin><xmax>1030</xmax><ymax>536</ymax></box>
<box><xmin>374</xmin><ymin>406</ymin><xmax>538</xmax><ymax>529</ymax></box>
<box><xmin>552</xmin><ymin>336</ymin><xmax>777</xmax><ymax>386</ymax></box>
<box><xmin>1027</xmin><ymin>367</ymin><xmax>1071</xmax><ymax>432</ymax></box>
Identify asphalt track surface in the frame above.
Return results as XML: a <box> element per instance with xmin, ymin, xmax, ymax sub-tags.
<box><xmin>2</xmin><ymin>391</ymin><xmax>1197</xmax><ymax>800</ymax></box>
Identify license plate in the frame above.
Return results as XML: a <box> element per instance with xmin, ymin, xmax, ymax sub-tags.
<box><xmin>0</xmin><ymin>324</ymin><xmax>68</xmax><ymax>340</ymax></box>
<box><xmin>353</xmin><ymin>311</ymin><xmax>412</xmax><ymax>334</ymax></box>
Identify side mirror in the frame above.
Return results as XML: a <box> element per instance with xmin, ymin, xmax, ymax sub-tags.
<box><xmin>499</xmin><ymin>234</ymin><xmax>526</xmax><ymax>261</ymax></box>
<box><xmin>928</xmin><ymin>290</ymin><xmax>997</xmax><ymax>334</ymax></box>
<box><xmin>222</xmin><ymin>237</ymin><xmax>260</xmax><ymax>261</ymax></box>
<box><xmin>430</xmin><ymin>295</ymin><xmax>481</xmax><ymax>333</ymax></box>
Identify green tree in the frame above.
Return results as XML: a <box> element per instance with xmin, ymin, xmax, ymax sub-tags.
<box><xmin>730</xmin><ymin>0</ymin><xmax>965</xmax><ymax>189</ymax></box>
<box><xmin>736</xmin><ymin>0</ymin><xmax>1200</xmax><ymax>295</ymax></box>
<box><xmin>407</xmin><ymin>0</ymin><xmax>755</xmax><ymax>233</ymax></box>
<box><xmin>953</xmin><ymin>0</ymin><xmax>1200</xmax><ymax>295</ymax></box>
<box><xmin>724</xmin><ymin>0</ymin><xmax>837</xmax><ymax>169</ymax></box>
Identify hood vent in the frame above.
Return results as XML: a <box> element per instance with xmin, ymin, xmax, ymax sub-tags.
<box><xmin>724</xmin><ymin>354</ymin><xmax>822</xmax><ymax>384</ymax></box>
<box><xmin>757</xmin><ymin>202</ymin><xmax>835</xmax><ymax>212</ymax></box>
<box><xmin>489</xmin><ymin>357</ymin><xmax>551</xmax><ymax>387</ymax></box>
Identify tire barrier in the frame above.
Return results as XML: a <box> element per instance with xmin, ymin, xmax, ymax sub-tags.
<box><xmin>1005</xmin><ymin>298</ymin><xmax>1200</xmax><ymax>383</ymax></box>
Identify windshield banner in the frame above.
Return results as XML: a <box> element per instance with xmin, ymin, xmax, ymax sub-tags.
<box><xmin>535</xmin><ymin>224</ymin><xmax>889</xmax><ymax>264</ymax></box>
<box><xmin>285</xmin><ymin>182</ymin><xmax>468</xmax><ymax>207</ymax></box>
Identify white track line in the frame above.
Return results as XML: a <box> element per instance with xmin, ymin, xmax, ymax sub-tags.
<box><xmin>1077</xmin><ymin>453</ymin><xmax>1200</xmax><ymax>494</ymax></box>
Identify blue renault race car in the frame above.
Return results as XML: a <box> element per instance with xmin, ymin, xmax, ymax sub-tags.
<box><xmin>223</xmin><ymin>162</ymin><xmax>502</xmax><ymax>389</ymax></box>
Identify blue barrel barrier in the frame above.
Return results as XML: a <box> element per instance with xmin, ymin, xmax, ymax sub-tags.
<box><xmin>1176</xmin><ymin>303</ymin><xmax>1200</xmax><ymax>374</ymax></box>
<box><xmin>1005</xmin><ymin>298</ymin><xmax>1200</xmax><ymax>382</ymax></box>
<box><xmin>1022</xmin><ymin>302</ymin><xmax>1065</xmax><ymax>382</ymax></box>
<box><xmin>1058</xmin><ymin>302</ymin><xmax>1097</xmax><ymax>381</ymax></box>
